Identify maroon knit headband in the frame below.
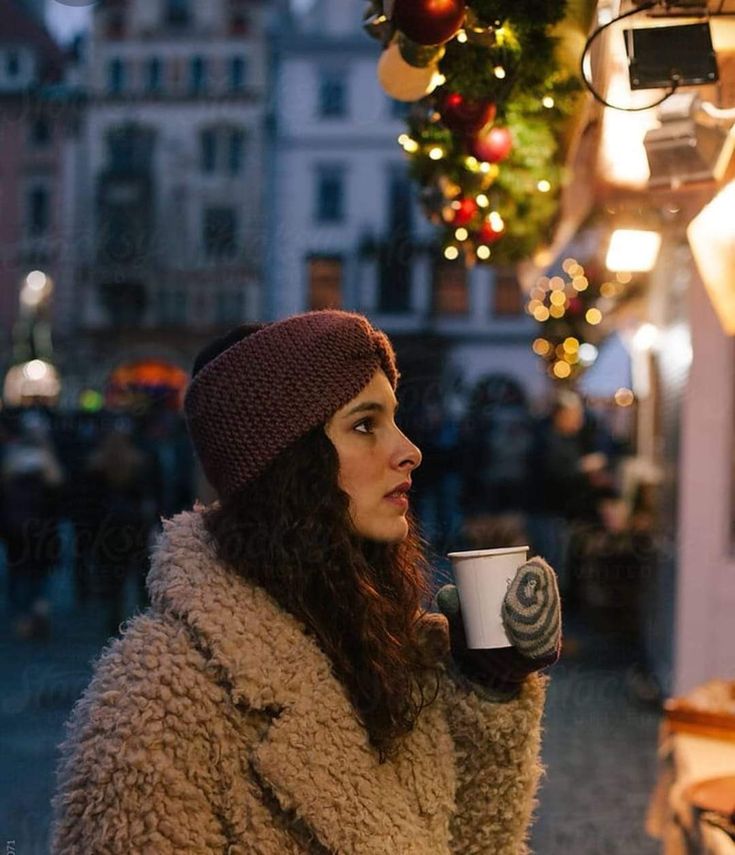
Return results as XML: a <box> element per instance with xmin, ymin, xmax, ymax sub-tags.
<box><xmin>184</xmin><ymin>310</ymin><xmax>399</xmax><ymax>499</ymax></box>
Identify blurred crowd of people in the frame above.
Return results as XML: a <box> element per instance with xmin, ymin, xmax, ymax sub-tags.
<box><xmin>0</xmin><ymin>406</ymin><xmax>194</xmax><ymax>640</ymax></box>
<box><xmin>408</xmin><ymin>375</ymin><xmax>658</xmax><ymax>658</ymax></box>
<box><xmin>0</xmin><ymin>376</ymin><xmax>658</xmax><ymax>658</ymax></box>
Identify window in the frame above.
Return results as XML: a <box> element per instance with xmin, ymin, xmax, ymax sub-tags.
<box><xmin>6</xmin><ymin>51</ymin><xmax>20</xmax><ymax>78</ymax></box>
<box><xmin>493</xmin><ymin>270</ymin><xmax>524</xmax><ymax>316</ymax></box>
<box><xmin>307</xmin><ymin>256</ymin><xmax>343</xmax><ymax>310</ymax></box>
<box><xmin>146</xmin><ymin>57</ymin><xmax>162</xmax><ymax>92</ymax></box>
<box><xmin>203</xmin><ymin>207</ymin><xmax>237</xmax><ymax>258</ymax></box>
<box><xmin>318</xmin><ymin>70</ymin><xmax>347</xmax><ymax>118</ymax></box>
<box><xmin>28</xmin><ymin>186</ymin><xmax>50</xmax><ymax>238</ymax></box>
<box><xmin>199</xmin><ymin>126</ymin><xmax>246</xmax><ymax>175</ymax></box>
<box><xmin>229</xmin><ymin>56</ymin><xmax>247</xmax><ymax>92</ymax></box>
<box><xmin>315</xmin><ymin>166</ymin><xmax>345</xmax><ymax>223</ymax></box>
<box><xmin>166</xmin><ymin>0</ymin><xmax>191</xmax><ymax>26</ymax></box>
<box><xmin>155</xmin><ymin>288</ymin><xmax>188</xmax><ymax>325</ymax></box>
<box><xmin>106</xmin><ymin>124</ymin><xmax>155</xmax><ymax>171</ymax></box>
<box><xmin>189</xmin><ymin>56</ymin><xmax>206</xmax><ymax>94</ymax></box>
<box><xmin>228</xmin><ymin>0</ymin><xmax>249</xmax><ymax>35</ymax></box>
<box><xmin>433</xmin><ymin>260</ymin><xmax>469</xmax><ymax>315</ymax></box>
<box><xmin>200</xmin><ymin>129</ymin><xmax>216</xmax><ymax>173</ymax></box>
<box><xmin>215</xmin><ymin>289</ymin><xmax>244</xmax><ymax>324</ymax></box>
<box><xmin>108</xmin><ymin>58</ymin><xmax>125</xmax><ymax>94</ymax></box>
<box><xmin>378</xmin><ymin>167</ymin><xmax>413</xmax><ymax>312</ymax></box>
<box><xmin>106</xmin><ymin>10</ymin><xmax>126</xmax><ymax>39</ymax></box>
<box><xmin>29</xmin><ymin>117</ymin><xmax>51</xmax><ymax>147</ymax></box>
<box><xmin>229</xmin><ymin>129</ymin><xmax>245</xmax><ymax>174</ymax></box>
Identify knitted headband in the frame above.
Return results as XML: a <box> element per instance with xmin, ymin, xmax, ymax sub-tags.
<box><xmin>184</xmin><ymin>310</ymin><xmax>399</xmax><ymax>500</ymax></box>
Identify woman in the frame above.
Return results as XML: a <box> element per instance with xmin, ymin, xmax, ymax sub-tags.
<box><xmin>51</xmin><ymin>310</ymin><xmax>561</xmax><ymax>854</ymax></box>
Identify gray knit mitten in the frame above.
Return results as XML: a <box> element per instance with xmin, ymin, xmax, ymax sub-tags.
<box><xmin>436</xmin><ymin>556</ymin><xmax>561</xmax><ymax>699</ymax></box>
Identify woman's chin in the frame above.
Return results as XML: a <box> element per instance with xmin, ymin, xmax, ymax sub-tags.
<box><xmin>358</xmin><ymin>517</ymin><xmax>409</xmax><ymax>543</ymax></box>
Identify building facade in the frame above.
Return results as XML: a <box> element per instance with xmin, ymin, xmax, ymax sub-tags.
<box><xmin>60</xmin><ymin>0</ymin><xmax>270</xmax><ymax>401</ymax></box>
<box><xmin>0</xmin><ymin>1</ymin><xmax>67</xmax><ymax>389</ymax></box>
<box><xmin>267</xmin><ymin>0</ymin><xmax>545</xmax><ymax>404</ymax></box>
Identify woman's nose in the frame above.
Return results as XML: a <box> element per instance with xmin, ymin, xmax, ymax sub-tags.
<box><xmin>395</xmin><ymin>431</ymin><xmax>422</xmax><ymax>471</ymax></box>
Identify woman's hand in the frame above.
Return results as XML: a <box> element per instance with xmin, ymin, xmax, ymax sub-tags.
<box><xmin>436</xmin><ymin>557</ymin><xmax>562</xmax><ymax>698</ymax></box>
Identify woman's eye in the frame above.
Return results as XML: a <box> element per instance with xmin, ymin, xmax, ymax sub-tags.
<box><xmin>354</xmin><ymin>418</ymin><xmax>375</xmax><ymax>434</ymax></box>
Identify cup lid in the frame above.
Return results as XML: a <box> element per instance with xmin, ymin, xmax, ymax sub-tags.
<box><xmin>447</xmin><ymin>545</ymin><xmax>529</xmax><ymax>559</ymax></box>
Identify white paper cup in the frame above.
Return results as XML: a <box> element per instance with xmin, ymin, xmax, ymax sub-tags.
<box><xmin>447</xmin><ymin>546</ymin><xmax>529</xmax><ymax>649</ymax></box>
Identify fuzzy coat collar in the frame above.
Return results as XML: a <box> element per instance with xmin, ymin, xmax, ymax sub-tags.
<box><xmin>147</xmin><ymin>509</ymin><xmax>455</xmax><ymax>854</ymax></box>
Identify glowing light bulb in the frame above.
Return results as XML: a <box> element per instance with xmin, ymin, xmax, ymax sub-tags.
<box><xmin>476</xmin><ymin>193</ymin><xmax>489</xmax><ymax>207</ymax></box>
<box><xmin>455</xmin><ymin>227</ymin><xmax>469</xmax><ymax>241</ymax></box>
<box><xmin>586</xmin><ymin>308</ymin><xmax>602</xmax><ymax>325</ymax></box>
<box><xmin>493</xmin><ymin>66</ymin><xmax>506</xmax><ymax>79</ymax></box>
<box><xmin>542</xmin><ymin>95</ymin><xmax>555</xmax><ymax>108</ymax></box>
<box><xmin>579</xmin><ymin>343</ymin><xmax>598</xmax><ymax>365</ymax></box>
<box><xmin>550</xmin><ymin>290</ymin><xmax>566</xmax><ymax>306</ymax></box>
<box><xmin>456</xmin><ymin>30</ymin><xmax>468</xmax><ymax>43</ymax></box>
<box><xmin>444</xmin><ymin>245</ymin><xmax>459</xmax><ymax>260</ymax></box>
<box><xmin>477</xmin><ymin>245</ymin><xmax>491</xmax><ymax>260</ymax></box>
<box><xmin>553</xmin><ymin>361</ymin><xmax>572</xmax><ymax>379</ymax></box>
<box><xmin>533</xmin><ymin>305</ymin><xmax>550</xmax><ymax>322</ymax></box>
<box><xmin>26</xmin><ymin>270</ymin><xmax>47</xmax><ymax>291</ymax></box>
<box><xmin>537</xmin><ymin>179</ymin><xmax>551</xmax><ymax>193</ymax></box>
<box><xmin>429</xmin><ymin>147</ymin><xmax>444</xmax><ymax>160</ymax></box>
<box><xmin>615</xmin><ymin>387</ymin><xmax>635</xmax><ymax>407</ymax></box>
<box><xmin>488</xmin><ymin>211</ymin><xmax>504</xmax><ymax>231</ymax></box>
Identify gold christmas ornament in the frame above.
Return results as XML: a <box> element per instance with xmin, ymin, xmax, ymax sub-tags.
<box><xmin>377</xmin><ymin>41</ymin><xmax>441</xmax><ymax>101</ymax></box>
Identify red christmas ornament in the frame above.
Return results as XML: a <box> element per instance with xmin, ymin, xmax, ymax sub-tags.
<box><xmin>477</xmin><ymin>219</ymin><xmax>504</xmax><ymax>243</ymax></box>
<box><xmin>441</xmin><ymin>92</ymin><xmax>496</xmax><ymax>135</ymax></box>
<box><xmin>568</xmin><ymin>297</ymin><xmax>583</xmax><ymax>316</ymax></box>
<box><xmin>453</xmin><ymin>197</ymin><xmax>478</xmax><ymax>226</ymax></box>
<box><xmin>393</xmin><ymin>0</ymin><xmax>467</xmax><ymax>47</ymax></box>
<box><xmin>472</xmin><ymin>126</ymin><xmax>513</xmax><ymax>163</ymax></box>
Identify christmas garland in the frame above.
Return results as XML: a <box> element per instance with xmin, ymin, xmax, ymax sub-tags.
<box><xmin>364</xmin><ymin>0</ymin><xmax>589</xmax><ymax>265</ymax></box>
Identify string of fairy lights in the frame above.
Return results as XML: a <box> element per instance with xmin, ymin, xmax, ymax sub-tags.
<box><xmin>528</xmin><ymin>257</ymin><xmax>635</xmax><ymax>382</ymax></box>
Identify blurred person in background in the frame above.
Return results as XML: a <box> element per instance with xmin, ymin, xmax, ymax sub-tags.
<box><xmin>459</xmin><ymin>375</ymin><xmax>535</xmax><ymax>550</ymax></box>
<box><xmin>56</xmin><ymin>411</ymin><xmax>104</xmax><ymax>605</ymax></box>
<box><xmin>527</xmin><ymin>390</ymin><xmax>603</xmax><ymax>606</ymax></box>
<box><xmin>84</xmin><ymin>424</ymin><xmax>153</xmax><ymax>636</ymax></box>
<box><xmin>0</xmin><ymin>409</ymin><xmax>64</xmax><ymax>640</ymax></box>
<box><xmin>52</xmin><ymin>311</ymin><xmax>561</xmax><ymax>853</ymax></box>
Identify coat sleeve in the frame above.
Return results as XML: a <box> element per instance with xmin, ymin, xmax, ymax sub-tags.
<box><xmin>441</xmin><ymin>667</ymin><xmax>548</xmax><ymax>855</ymax></box>
<box><xmin>50</xmin><ymin>617</ymin><xmax>229</xmax><ymax>854</ymax></box>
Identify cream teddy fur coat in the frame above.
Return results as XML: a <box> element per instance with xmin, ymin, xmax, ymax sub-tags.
<box><xmin>51</xmin><ymin>509</ymin><xmax>548</xmax><ymax>854</ymax></box>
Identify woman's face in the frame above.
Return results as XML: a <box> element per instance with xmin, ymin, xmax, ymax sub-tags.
<box><xmin>325</xmin><ymin>370</ymin><xmax>422</xmax><ymax>543</ymax></box>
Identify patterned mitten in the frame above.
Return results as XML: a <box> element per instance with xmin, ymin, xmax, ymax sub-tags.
<box><xmin>436</xmin><ymin>557</ymin><xmax>561</xmax><ymax>700</ymax></box>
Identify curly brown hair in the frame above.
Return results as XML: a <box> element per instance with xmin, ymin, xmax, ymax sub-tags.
<box><xmin>202</xmin><ymin>425</ymin><xmax>443</xmax><ymax>760</ymax></box>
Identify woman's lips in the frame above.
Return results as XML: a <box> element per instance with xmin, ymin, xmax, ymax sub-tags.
<box><xmin>384</xmin><ymin>494</ymin><xmax>409</xmax><ymax>508</ymax></box>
